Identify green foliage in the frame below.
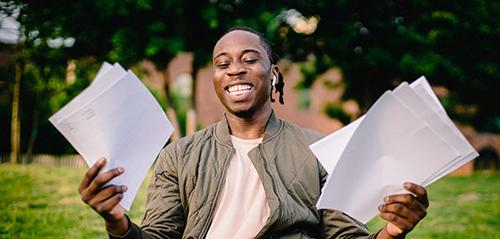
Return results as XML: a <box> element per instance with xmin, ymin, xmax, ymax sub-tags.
<box><xmin>298</xmin><ymin>56</ymin><xmax>318</xmax><ymax>88</ymax></box>
<box><xmin>2</xmin><ymin>0</ymin><xmax>498</xmax><ymax>156</ymax></box>
<box><xmin>296</xmin><ymin>88</ymin><xmax>310</xmax><ymax>110</ymax></box>
<box><xmin>324</xmin><ymin>103</ymin><xmax>351</xmax><ymax>125</ymax></box>
<box><xmin>277</xmin><ymin>0</ymin><xmax>498</xmax><ymax>132</ymax></box>
<box><xmin>147</xmin><ymin>85</ymin><xmax>168</xmax><ymax>110</ymax></box>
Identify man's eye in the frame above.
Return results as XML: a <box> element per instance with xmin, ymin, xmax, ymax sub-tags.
<box><xmin>243</xmin><ymin>59</ymin><xmax>257</xmax><ymax>64</ymax></box>
<box><xmin>217</xmin><ymin>63</ymin><xmax>229</xmax><ymax>68</ymax></box>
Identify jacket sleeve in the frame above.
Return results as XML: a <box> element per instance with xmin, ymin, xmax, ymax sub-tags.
<box><xmin>319</xmin><ymin>166</ymin><xmax>379</xmax><ymax>239</ymax></box>
<box><xmin>108</xmin><ymin>144</ymin><xmax>186</xmax><ymax>239</ymax></box>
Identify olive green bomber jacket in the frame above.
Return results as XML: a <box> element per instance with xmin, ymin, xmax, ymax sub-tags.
<box><xmin>110</xmin><ymin>112</ymin><xmax>377</xmax><ymax>239</ymax></box>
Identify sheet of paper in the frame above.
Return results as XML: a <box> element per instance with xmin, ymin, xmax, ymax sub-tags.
<box><xmin>311</xmin><ymin>76</ymin><xmax>477</xmax><ymax>181</ymax></box>
<box><xmin>424</xmin><ymin>151</ymin><xmax>478</xmax><ymax>185</ymax></box>
<box><xmin>311</xmin><ymin>80</ymin><xmax>457</xmax><ymax>177</ymax></box>
<box><xmin>406</xmin><ymin>77</ymin><xmax>478</xmax><ymax>184</ymax></box>
<box><xmin>50</xmin><ymin>63</ymin><xmax>127</xmax><ymax>125</ymax></box>
<box><xmin>392</xmin><ymin>82</ymin><xmax>477</xmax><ymax>184</ymax></box>
<box><xmin>315</xmin><ymin>91</ymin><xmax>460</xmax><ymax>223</ymax></box>
<box><xmin>94</xmin><ymin>62</ymin><xmax>113</xmax><ymax>82</ymax></box>
<box><xmin>310</xmin><ymin>81</ymin><xmax>440</xmax><ymax>175</ymax></box>
<box><xmin>310</xmin><ymin>116</ymin><xmax>363</xmax><ymax>174</ymax></box>
<box><xmin>50</xmin><ymin>67</ymin><xmax>173</xmax><ymax>210</ymax></box>
<box><xmin>91</xmin><ymin>63</ymin><xmax>126</xmax><ymax>90</ymax></box>
<box><xmin>410</xmin><ymin>76</ymin><xmax>446</xmax><ymax>114</ymax></box>
<box><xmin>310</xmin><ymin>76</ymin><xmax>479</xmax><ymax>223</ymax></box>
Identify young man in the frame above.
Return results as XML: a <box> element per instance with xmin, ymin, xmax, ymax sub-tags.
<box><xmin>79</xmin><ymin>27</ymin><xmax>428</xmax><ymax>238</ymax></box>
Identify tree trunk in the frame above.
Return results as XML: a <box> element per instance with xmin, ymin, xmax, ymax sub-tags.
<box><xmin>191</xmin><ymin>59</ymin><xmax>199</xmax><ymax>110</ymax></box>
<box><xmin>166</xmin><ymin>107</ymin><xmax>181</xmax><ymax>141</ymax></box>
<box><xmin>162</xmin><ymin>69</ymin><xmax>181</xmax><ymax>140</ymax></box>
<box><xmin>26</xmin><ymin>110</ymin><xmax>39</xmax><ymax>164</ymax></box>
<box><xmin>186</xmin><ymin>109</ymin><xmax>196</xmax><ymax>135</ymax></box>
<box><xmin>10</xmin><ymin>61</ymin><xmax>22</xmax><ymax>164</ymax></box>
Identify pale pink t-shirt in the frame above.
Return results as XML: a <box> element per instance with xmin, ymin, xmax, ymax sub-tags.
<box><xmin>205</xmin><ymin>136</ymin><xmax>270</xmax><ymax>239</ymax></box>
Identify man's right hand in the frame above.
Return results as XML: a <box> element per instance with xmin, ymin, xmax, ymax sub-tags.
<box><xmin>79</xmin><ymin>158</ymin><xmax>129</xmax><ymax>235</ymax></box>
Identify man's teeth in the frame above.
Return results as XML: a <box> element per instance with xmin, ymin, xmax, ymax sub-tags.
<box><xmin>227</xmin><ymin>84</ymin><xmax>252</xmax><ymax>94</ymax></box>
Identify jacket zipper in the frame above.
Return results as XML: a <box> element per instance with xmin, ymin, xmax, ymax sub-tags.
<box><xmin>199</xmin><ymin>147</ymin><xmax>235</xmax><ymax>238</ymax></box>
<box><xmin>257</xmin><ymin>143</ymin><xmax>282</xmax><ymax>234</ymax></box>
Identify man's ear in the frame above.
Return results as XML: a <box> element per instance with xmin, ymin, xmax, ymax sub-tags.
<box><xmin>271</xmin><ymin>64</ymin><xmax>279</xmax><ymax>81</ymax></box>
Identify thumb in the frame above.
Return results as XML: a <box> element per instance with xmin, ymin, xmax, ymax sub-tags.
<box><xmin>386</xmin><ymin>222</ymin><xmax>404</xmax><ymax>237</ymax></box>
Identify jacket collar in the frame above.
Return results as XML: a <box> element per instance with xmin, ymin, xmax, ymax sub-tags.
<box><xmin>214</xmin><ymin>110</ymin><xmax>282</xmax><ymax>146</ymax></box>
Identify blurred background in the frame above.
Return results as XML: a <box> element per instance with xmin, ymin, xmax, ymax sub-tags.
<box><xmin>0</xmin><ymin>1</ymin><xmax>499</xmax><ymax>238</ymax></box>
<box><xmin>1</xmin><ymin>0</ymin><xmax>498</xmax><ymax>172</ymax></box>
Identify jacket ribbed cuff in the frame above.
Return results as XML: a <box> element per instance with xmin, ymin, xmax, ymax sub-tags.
<box><xmin>108</xmin><ymin>215</ymin><xmax>142</xmax><ymax>239</ymax></box>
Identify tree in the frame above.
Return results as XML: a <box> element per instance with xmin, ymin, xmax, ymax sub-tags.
<box><xmin>1</xmin><ymin>1</ymin><xmax>26</xmax><ymax>163</ymax></box>
<box><xmin>273</xmin><ymin>0</ymin><xmax>499</xmax><ymax>132</ymax></box>
<box><xmin>1</xmin><ymin>1</ymin><xmax>86</xmax><ymax>160</ymax></box>
<box><xmin>2</xmin><ymin>0</ymin><xmax>497</xmax><ymax>158</ymax></box>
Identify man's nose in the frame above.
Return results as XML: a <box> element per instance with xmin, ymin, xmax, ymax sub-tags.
<box><xmin>226</xmin><ymin>62</ymin><xmax>246</xmax><ymax>76</ymax></box>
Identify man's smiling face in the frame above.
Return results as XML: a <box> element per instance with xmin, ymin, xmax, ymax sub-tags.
<box><xmin>212</xmin><ymin>30</ymin><xmax>277</xmax><ymax>118</ymax></box>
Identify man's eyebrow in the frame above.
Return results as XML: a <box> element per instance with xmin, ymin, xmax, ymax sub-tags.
<box><xmin>213</xmin><ymin>48</ymin><xmax>262</xmax><ymax>60</ymax></box>
<box><xmin>241</xmin><ymin>49</ymin><xmax>261</xmax><ymax>55</ymax></box>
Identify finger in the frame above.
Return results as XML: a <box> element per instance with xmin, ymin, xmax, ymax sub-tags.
<box><xmin>107</xmin><ymin>204</ymin><xmax>126</xmax><ymax>223</ymax></box>
<box><xmin>79</xmin><ymin>158</ymin><xmax>107</xmax><ymax>193</ymax></box>
<box><xmin>82</xmin><ymin>167</ymin><xmax>125</xmax><ymax>201</ymax></box>
<box><xmin>404</xmin><ymin>182</ymin><xmax>429</xmax><ymax>208</ymax></box>
<box><xmin>378</xmin><ymin>203</ymin><xmax>414</xmax><ymax>218</ymax></box>
<box><xmin>384</xmin><ymin>194</ymin><xmax>426</xmax><ymax>212</ymax></box>
<box><xmin>94</xmin><ymin>193</ymin><xmax>124</xmax><ymax>218</ymax></box>
<box><xmin>380</xmin><ymin>211</ymin><xmax>414</xmax><ymax>233</ymax></box>
<box><xmin>379</xmin><ymin>200</ymin><xmax>427</xmax><ymax>225</ymax></box>
<box><xmin>109</xmin><ymin>204</ymin><xmax>125</xmax><ymax>217</ymax></box>
<box><xmin>88</xmin><ymin>185</ymin><xmax>128</xmax><ymax>206</ymax></box>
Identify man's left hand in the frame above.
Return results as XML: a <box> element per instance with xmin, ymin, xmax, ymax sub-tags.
<box><xmin>377</xmin><ymin>182</ymin><xmax>429</xmax><ymax>238</ymax></box>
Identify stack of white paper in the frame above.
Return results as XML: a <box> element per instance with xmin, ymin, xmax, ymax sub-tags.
<box><xmin>49</xmin><ymin>62</ymin><xmax>173</xmax><ymax>210</ymax></box>
<box><xmin>310</xmin><ymin>76</ymin><xmax>478</xmax><ymax>223</ymax></box>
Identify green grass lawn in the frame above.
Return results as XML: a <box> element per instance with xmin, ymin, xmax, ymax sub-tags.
<box><xmin>0</xmin><ymin>164</ymin><xmax>499</xmax><ymax>239</ymax></box>
<box><xmin>366</xmin><ymin>172</ymin><xmax>500</xmax><ymax>238</ymax></box>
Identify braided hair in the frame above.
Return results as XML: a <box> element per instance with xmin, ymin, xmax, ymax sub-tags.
<box><xmin>221</xmin><ymin>26</ymin><xmax>285</xmax><ymax>104</ymax></box>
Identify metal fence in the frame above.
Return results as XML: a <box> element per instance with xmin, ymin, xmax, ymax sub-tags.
<box><xmin>0</xmin><ymin>154</ymin><xmax>87</xmax><ymax>168</ymax></box>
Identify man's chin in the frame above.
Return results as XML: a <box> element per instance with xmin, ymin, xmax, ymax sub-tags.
<box><xmin>224</xmin><ymin>100</ymin><xmax>271</xmax><ymax>119</ymax></box>
<box><xmin>231</xmin><ymin>108</ymin><xmax>255</xmax><ymax>118</ymax></box>
<box><xmin>224</xmin><ymin>104</ymin><xmax>255</xmax><ymax>118</ymax></box>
